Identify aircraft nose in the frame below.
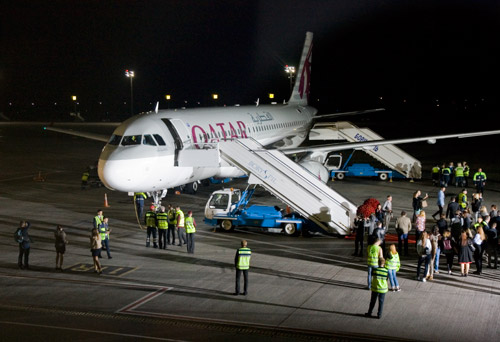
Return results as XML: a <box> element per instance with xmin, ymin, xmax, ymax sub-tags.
<box><xmin>98</xmin><ymin>147</ymin><xmax>150</xmax><ymax>191</ymax></box>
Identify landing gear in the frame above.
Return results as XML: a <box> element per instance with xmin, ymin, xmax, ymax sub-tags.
<box><xmin>185</xmin><ymin>181</ymin><xmax>199</xmax><ymax>194</ymax></box>
<box><xmin>149</xmin><ymin>189</ymin><xmax>168</xmax><ymax>210</ymax></box>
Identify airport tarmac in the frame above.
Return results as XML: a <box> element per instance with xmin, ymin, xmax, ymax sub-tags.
<box><xmin>1</xmin><ymin>123</ymin><xmax>500</xmax><ymax>341</ymax></box>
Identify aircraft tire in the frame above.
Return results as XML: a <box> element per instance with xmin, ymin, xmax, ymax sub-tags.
<box><xmin>185</xmin><ymin>181</ymin><xmax>198</xmax><ymax>194</ymax></box>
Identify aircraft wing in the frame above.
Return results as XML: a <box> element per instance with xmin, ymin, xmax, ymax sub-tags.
<box><xmin>43</xmin><ymin>126</ymin><xmax>110</xmax><ymax>142</ymax></box>
<box><xmin>313</xmin><ymin>108</ymin><xmax>385</xmax><ymax>120</ymax></box>
<box><xmin>280</xmin><ymin>129</ymin><xmax>500</xmax><ymax>154</ymax></box>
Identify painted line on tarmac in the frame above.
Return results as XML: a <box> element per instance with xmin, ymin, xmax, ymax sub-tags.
<box><xmin>117</xmin><ymin>287</ymin><xmax>172</xmax><ymax>314</ymax></box>
<box><xmin>0</xmin><ymin>321</ymin><xmax>186</xmax><ymax>341</ymax></box>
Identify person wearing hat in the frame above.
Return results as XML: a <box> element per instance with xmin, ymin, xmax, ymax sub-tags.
<box><xmin>185</xmin><ymin>210</ymin><xmax>196</xmax><ymax>253</ymax></box>
<box><xmin>144</xmin><ymin>205</ymin><xmax>158</xmax><ymax>248</ymax></box>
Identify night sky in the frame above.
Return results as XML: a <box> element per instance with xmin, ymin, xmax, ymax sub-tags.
<box><xmin>2</xmin><ymin>0</ymin><xmax>499</xmax><ymax>123</ymax></box>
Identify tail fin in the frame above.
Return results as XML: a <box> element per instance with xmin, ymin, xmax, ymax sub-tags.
<box><xmin>288</xmin><ymin>32</ymin><xmax>313</xmax><ymax>105</ymax></box>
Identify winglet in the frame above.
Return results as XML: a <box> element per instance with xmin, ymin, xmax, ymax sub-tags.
<box><xmin>155</xmin><ymin>101</ymin><xmax>159</xmax><ymax>114</ymax></box>
<box><xmin>288</xmin><ymin>32</ymin><xmax>313</xmax><ymax>106</ymax></box>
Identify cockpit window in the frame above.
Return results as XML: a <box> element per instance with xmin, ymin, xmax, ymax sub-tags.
<box><xmin>108</xmin><ymin>134</ymin><xmax>122</xmax><ymax>145</ymax></box>
<box><xmin>143</xmin><ymin>134</ymin><xmax>157</xmax><ymax>146</ymax></box>
<box><xmin>121</xmin><ymin>135</ymin><xmax>141</xmax><ymax>146</ymax></box>
<box><xmin>153</xmin><ymin>134</ymin><xmax>166</xmax><ymax>146</ymax></box>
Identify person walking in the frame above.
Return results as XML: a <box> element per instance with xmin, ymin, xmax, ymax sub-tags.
<box><xmin>16</xmin><ymin>220</ymin><xmax>32</xmax><ymax>270</ymax></box>
<box><xmin>90</xmin><ymin>228</ymin><xmax>102</xmax><ymax>275</ymax></box>
<box><xmin>428</xmin><ymin>226</ymin><xmax>441</xmax><ymax>279</ymax></box>
<box><xmin>93</xmin><ymin>209</ymin><xmax>104</xmax><ymax>230</ymax></box>
<box><xmin>395</xmin><ymin>211</ymin><xmax>412</xmax><ymax>256</ymax></box>
<box><xmin>364</xmin><ymin>258</ymin><xmax>389</xmax><ymax>319</ymax></box>
<box><xmin>54</xmin><ymin>225</ymin><xmax>68</xmax><ymax>270</ymax></box>
<box><xmin>176</xmin><ymin>206</ymin><xmax>187</xmax><ymax>247</ymax></box>
<box><xmin>432</xmin><ymin>187</ymin><xmax>446</xmax><ymax>220</ymax></box>
<box><xmin>386</xmin><ymin>244</ymin><xmax>401</xmax><ymax>291</ymax></box>
<box><xmin>412</xmin><ymin>190</ymin><xmax>428</xmax><ymax>223</ymax></box>
<box><xmin>99</xmin><ymin>217</ymin><xmax>112</xmax><ymax>258</ymax></box>
<box><xmin>145</xmin><ymin>205</ymin><xmax>158</xmax><ymax>248</ymax></box>
<box><xmin>415</xmin><ymin>211</ymin><xmax>427</xmax><ymax>245</ymax></box>
<box><xmin>185</xmin><ymin>211</ymin><xmax>196</xmax><ymax>254</ymax></box>
<box><xmin>156</xmin><ymin>206</ymin><xmax>169</xmax><ymax>249</ymax></box>
<box><xmin>472</xmin><ymin>225</ymin><xmax>486</xmax><ymax>275</ymax></box>
<box><xmin>353</xmin><ymin>216</ymin><xmax>367</xmax><ymax>257</ymax></box>
<box><xmin>234</xmin><ymin>240</ymin><xmax>251</xmax><ymax>296</ymax></box>
<box><xmin>454</xmin><ymin>163</ymin><xmax>465</xmax><ymax>187</ymax></box>
<box><xmin>486</xmin><ymin>222</ymin><xmax>498</xmax><ymax>269</ymax></box>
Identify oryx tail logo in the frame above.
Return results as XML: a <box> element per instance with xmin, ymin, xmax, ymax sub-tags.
<box><xmin>298</xmin><ymin>42</ymin><xmax>312</xmax><ymax>100</ymax></box>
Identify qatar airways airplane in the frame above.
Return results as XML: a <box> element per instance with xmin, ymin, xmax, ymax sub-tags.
<box><xmin>46</xmin><ymin>31</ymin><xmax>500</xmax><ymax>204</ymax></box>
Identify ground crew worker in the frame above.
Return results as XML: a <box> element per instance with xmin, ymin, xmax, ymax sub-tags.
<box><xmin>431</xmin><ymin>165</ymin><xmax>440</xmax><ymax>186</ymax></box>
<box><xmin>367</xmin><ymin>238</ymin><xmax>384</xmax><ymax>289</ymax></box>
<box><xmin>156</xmin><ymin>206</ymin><xmax>169</xmax><ymax>249</ymax></box>
<box><xmin>234</xmin><ymin>240</ymin><xmax>251</xmax><ymax>296</ymax></box>
<box><xmin>185</xmin><ymin>211</ymin><xmax>196</xmax><ymax>254</ymax></box>
<box><xmin>167</xmin><ymin>204</ymin><xmax>176</xmax><ymax>245</ymax></box>
<box><xmin>134</xmin><ymin>192</ymin><xmax>148</xmax><ymax>220</ymax></box>
<box><xmin>145</xmin><ymin>205</ymin><xmax>158</xmax><ymax>248</ymax></box>
<box><xmin>463</xmin><ymin>162</ymin><xmax>470</xmax><ymax>187</ymax></box>
<box><xmin>365</xmin><ymin>258</ymin><xmax>389</xmax><ymax>319</ymax></box>
<box><xmin>81</xmin><ymin>169</ymin><xmax>89</xmax><ymax>190</ymax></box>
<box><xmin>458</xmin><ymin>189</ymin><xmax>468</xmax><ymax>211</ymax></box>
<box><xmin>176</xmin><ymin>206</ymin><xmax>186</xmax><ymax>247</ymax></box>
<box><xmin>93</xmin><ymin>209</ymin><xmax>103</xmax><ymax>230</ymax></box>
<box><xmin>454</xmin><ymin>163</ymin><xmax>465</xmax><ymax>187</ymax></box>
<box><xmin>441</xmin><ymin>164</ymin><xmax>451</xmax><ymax>187</ymax></box>
<box><xmin>99</xmin><ymin>217</ymin><xmax>112</xmax><ymax>258</ymax></box>
<box><xmin>473</xmin><ymin>168</ymin><xmax>487</xmax><ymax>194</ymax></box>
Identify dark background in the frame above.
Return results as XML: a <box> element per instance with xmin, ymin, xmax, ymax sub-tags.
<box><xmin>1</xmin><ymin>0</ymin><xmax>499</xmax><ymax>128</ymax></box>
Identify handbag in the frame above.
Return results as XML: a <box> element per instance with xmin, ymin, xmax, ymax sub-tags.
<box><xmin>421</xmin><ymin>200</ymin><xmax>428</xmax><ymax>208</ymax></box>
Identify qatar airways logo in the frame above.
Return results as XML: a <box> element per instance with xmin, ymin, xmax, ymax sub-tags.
<box><xmin>191</xmin><ymin>121</ymin><xmax>248</xmax><ymax>148</ymax></box>
<box><xmin>298</xmin><ymin>43</ymin><xmax>312</xmax><ymax>100</ymax></box>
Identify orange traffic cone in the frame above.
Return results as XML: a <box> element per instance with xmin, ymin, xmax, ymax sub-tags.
<box><xmin>104</xmin><ymin>193</ymin><xmax>110</xmax><ymax>207</ymax></box>
<box><xmin>33</xmin><ymin>171</ymin><xmax>45</xmax><ymax>182</ymax></box>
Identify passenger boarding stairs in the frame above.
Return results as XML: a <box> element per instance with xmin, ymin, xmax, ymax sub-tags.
<box><xmin>310</xmin><ymin>121</ymin><xmax>422</xmax><ymax>179</ymax></box>
<box><xmin>217</xmin><ymin>138</ymin><xmax>358</xmax><ymax>235</ymax></box>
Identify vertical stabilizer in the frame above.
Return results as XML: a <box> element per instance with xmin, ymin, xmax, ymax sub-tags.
<box><xmin>288</xmin><ymin>32</ymin><xmax>313</xmax><ymax>105</ymax></box>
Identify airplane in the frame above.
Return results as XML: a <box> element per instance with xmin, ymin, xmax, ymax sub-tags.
<box><xmin>46</xmin><ymin>31</ymin><xmax>500</xmax><ymax>206</ymax></box>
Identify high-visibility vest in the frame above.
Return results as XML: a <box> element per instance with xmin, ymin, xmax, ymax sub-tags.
<box><xmin>145</xmin><ymin>211</ymin><xmax>156</xmax><ymax>227</ymax></box>
<box><xmin>367</xmin><ymin>245</ymin><xmax>381</xmax><ymax>266</ymax></box>
<box><xmin>98</xmin><ymin>224</ymin><xmax>107</xmax><ymax>240</ymax></box>
<box><xmin>168</xmin><ymin>209</ymin><xmax>177</xmax><ymax>224</ymax></box>
<box><xmin>455</xmin><ymin>167</ymin><xmax>464</xmax><ymax>177</ymax></box>
<box><xmin>442</xmin><ymin>167</ymin><xmax>451</xmax><ymax>176</ymax></box>
<box><xmin>176</xmin><ymin>210</ymin><xmax>185</xmax><ymax>227</ymax></box>
<box><xmin>156</xmin><ymin>212</ymin><xmax>168</xmax><ymax>229</ymax></box>
<box><xmin>464</xmin><ymin>165</ymin><xmax>470</xmax><ymax>176</ymax></box>
<box><xmin>236</xmin><ymin>247</ymin><xmax>252</xmax><ymax>270</ymax></box>
<box><xmin>94</xmin><ymin>215</ymin><xmax>103</xmax><ymax>229</ymax></box>
<box><xmin>371</xmin><ymin>267</ymin><xmax>389</xmax><ymax>293</ymax></box>
<box><xmin>385</xmin><ymin>253</ymin><xmax>400</xmax><ymax>271</ymax></box>
<box><xmin>82</xmin><ymin>172</ymin><xmax>89</xmax><ymax>181</ymax></box>
<box><xmin>432</xmin><ymin>167</ymin><xmax>440</xmax><ymax>174</ymax></box>
<box><xmin>185</xmin><ymin>216</ymin><xmax>196</xmax><ymax>233</ymax></box>
<box><xmin>473</xmin><ymin>172</ymin><xmax>487</xmax><ymax>182</ymax></box>
<box><xmin>134</xmin><ymin>192</ymin><xmax>147</xmax><ymax>201</ymax></box>
<box><xmin>458</xmin><ymin>193</ymin><xmax>467</xmax><ymax>208</ymax></box>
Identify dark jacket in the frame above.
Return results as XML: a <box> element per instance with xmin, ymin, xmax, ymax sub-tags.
<box><xmin>446</xmin><ymin>202</ymin><xmax>460</xmax><ymax>219</ymax></box>
<box><xmin>19</xmin><ymin>222</ymin><xmax>31</xmax><ymax>249</ymax></box>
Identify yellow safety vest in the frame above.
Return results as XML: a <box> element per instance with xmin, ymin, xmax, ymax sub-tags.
<box><xmin>367</xmin><ymin>244</ymin><xmax>381</xmax><ymax>267</ymax></box>
<box><xmin>371</xmin><ymin>267</ymin><xmax>389</xmax><ymax>293</ymax></box>
<box><xmin>156</xmin><ymin>212</ymin><xmax>168</xmax><ymax>229</ymax></box>
<box><xmin>236</xmin><ymin>247</ymin><xmax>252</xmax><ymax>270</ymax></box>
<box><xmin>386</xmin><ymin>253</ymin><xmax>400</xmax><ymax>271</ymax></box>
<box><xmin>185</xmin><ymin>217</ymin><xmax>196</xmax><ymax>233</ymax></box>
<box><xmin>176</xmin><ymin>210</ymin><xmax>184</xmax><ymax>227</ymax></box>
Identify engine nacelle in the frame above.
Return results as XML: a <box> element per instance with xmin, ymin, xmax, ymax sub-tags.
<box><xmin>427</xmin><ymin>139</ymin><xmax>436</xmax><ymax>144</ymax></box>
<box><xmin>299</xmin><ymin>160</ymin><xmax>330</xmax><ymax>183</ymax></box>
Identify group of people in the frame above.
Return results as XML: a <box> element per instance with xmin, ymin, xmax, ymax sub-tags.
<box><xmin>144</xmin><ymin>204</ymin><xmax>197</xmax><ymax>254</ymax></box>
<box><xmin>431</xmin><ymin>162</ymin><xmax>487</xmax><ymax>194</ymax></box>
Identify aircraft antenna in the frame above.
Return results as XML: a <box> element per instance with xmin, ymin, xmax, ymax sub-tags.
<box><xmin>155</xmin><ymin>101</ymin><xmax>159</xmax><ymax>114</ymax></box>
<box><xmin>255</xmin><ymin>98</ymin><xmax>260</xmax><ymax>107</ymax></box>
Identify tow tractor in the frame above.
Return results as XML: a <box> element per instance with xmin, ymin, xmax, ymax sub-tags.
<box><xmin>204</xmin><ymin>187</ymin><xmax>320</xmax><ymax>236</ymax></box>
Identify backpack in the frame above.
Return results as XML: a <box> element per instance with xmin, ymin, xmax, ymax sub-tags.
<box><xmin>443</xmin><ymin>238</ymin><xmax>452</xmax><ymax>251</ymax></box>
<box><xmin>14</xmin><ymin>228</ymin><xmax>23</xmax><ymax>243</ymax></box>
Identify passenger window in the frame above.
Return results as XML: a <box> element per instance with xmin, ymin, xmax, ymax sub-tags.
<box><xmin>121</xmin><ymin>135</ymin><xmax>142</xmax><ymax>146</ymax></box>
<box><xmin>108</xmin><ymin>134</ymin><xmax>122</xmax><ymax>145</ymax></box>
<box><xmin>153</xmin><ymin>134</ymin><xmax>166</xmax><ymax>146</ymax></box>
<box><xmin>143</xmin><ymin>134</ymin><xmax>157</xmax><ymax>146</ymax></box>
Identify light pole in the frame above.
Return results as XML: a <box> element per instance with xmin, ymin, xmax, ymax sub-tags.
<box><xmin>165</xmin><ymin>94</ymin><xmax>171</xmax><ymax>109</ymax></box>
<box><xmin>285</xmin><ymin>65</ymin><xmax>296</xmax><ymax>96</ymax></box>
<box><xmin>71</xmin><ymin>95</ymin><xmax>77</xmax><ymax>114</ymax></box>
<box><xmin>125</xmin><ymin>70</ymin><xmax>135</xmax><ymax>115</ymax></box>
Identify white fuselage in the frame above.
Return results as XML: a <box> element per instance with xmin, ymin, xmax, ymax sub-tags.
<box><xmin>98</xmin><ymin>103</ymin><xmax>317</xmax><ymax>192</ymax></box>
